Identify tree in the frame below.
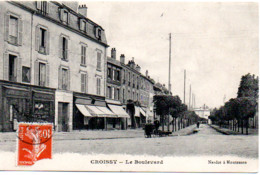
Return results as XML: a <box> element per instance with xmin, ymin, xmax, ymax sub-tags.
<box><xmin>237</xmin><ymin>73</ymin><xmax>258</xmax><ymax>99</ymax></box>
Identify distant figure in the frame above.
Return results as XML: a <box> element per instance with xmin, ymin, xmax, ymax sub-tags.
<box><xmin>154</xmin><ymin>119</ymin><xmax>160</xmax><ymax>134</ymax></box>
<box><xmin>197</xmin><ymin>121</ymin><xmax>200</xmax><ymax>128</ymax></box>
<box><xmin>145</xmin><ymin>120</ymin><xmax>153</xmax><ymax>138</ymax></box>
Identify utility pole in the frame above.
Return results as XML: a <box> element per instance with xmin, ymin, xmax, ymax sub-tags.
<box><xmin>189</xmin><ymin>84</ymin><xmax>191</xmax><ymax>110</ymax></box>
<box><xmin>168</xmin><ymin>33</ymin><xmax>172</xmax><ymax>94</ymax></box>
<box><xmin>184</xmin><ymin>69</ymin><xmax>186</xmax><ymax>104</ymax></box>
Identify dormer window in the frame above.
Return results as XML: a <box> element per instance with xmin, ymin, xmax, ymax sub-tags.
<box><xmin>79</xmin><ymin>18</ymin><xmax>87</xmax><ymax>33</ymax></box>
<box><xmin>95</xmin><ymin>27</ymin><xmax>102</xmax><ymax>40</ymax></box>
<box><xmin>36</xmin><ymin>1</ymin><xmax>49</xmax><ymax>14</ymax></box>
<box><xmin>60</xmin><ymin>9</ymin><xmax>69</xmax><ymax>24</ymax></box>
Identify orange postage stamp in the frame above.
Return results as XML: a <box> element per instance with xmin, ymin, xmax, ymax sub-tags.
<box><xmin>17</xmin><ymin>123</ymin><xmax>53</xmax><ymax>166</ymax></box>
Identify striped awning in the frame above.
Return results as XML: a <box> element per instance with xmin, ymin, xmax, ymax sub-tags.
<box><xmin>108</xmin><ymin>104</ymin><xmax>130</xmax><ymax>118</ymax></box>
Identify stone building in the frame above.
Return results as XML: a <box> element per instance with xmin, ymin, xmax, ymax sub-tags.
<box><xmin>106</xmin><ymin>48</ymin><xmax>129</xmax><ymax>129</ymax></box>
<box><xmin>0</xmin><ymin>1</ymin><xmax>110</xmax><ymax>131</ymax></box>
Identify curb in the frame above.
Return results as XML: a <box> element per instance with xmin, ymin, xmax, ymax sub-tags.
<box><xmin>208</xmin><ymin>124</ymin><xmax>231</xmax><ymax>135</ymax></box>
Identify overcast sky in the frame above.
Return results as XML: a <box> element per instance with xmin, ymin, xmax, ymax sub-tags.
<box><xmin>83</xmin><ymin>1</ymin><xmax>258</xmax><ymax>109</ymax></box>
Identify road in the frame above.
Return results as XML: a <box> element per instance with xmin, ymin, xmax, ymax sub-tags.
<box><xmin>0</xmin><ymin>124</ymin><xmax>258</xmax><ymax>158</ymax></box>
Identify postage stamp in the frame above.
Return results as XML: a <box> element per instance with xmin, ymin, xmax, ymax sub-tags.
<box><xmin>17</xmin><ymin>123</ymin><xmax>53</xmax><ymax>166</ymax></box>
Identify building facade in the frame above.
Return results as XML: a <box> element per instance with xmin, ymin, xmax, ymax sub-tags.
<box><xmin>0</xmin><ymin>1</ymin><xmax>109</xmax><ymax>131</ymax></box>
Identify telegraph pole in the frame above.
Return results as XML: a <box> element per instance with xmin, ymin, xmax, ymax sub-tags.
<box><xmin>168</xmin><ymin>33</ymin><xmax>172</xmax><ymax>94</ymax></box>
<box><xmin>184</xmin><ymin>69</ymin><xmax>186</xmax><ymax>104</ymax></box>
<box><xmin>189</xmin><ymin>84</ymin><xmax>191</xmax><ymax>109</ymax></box>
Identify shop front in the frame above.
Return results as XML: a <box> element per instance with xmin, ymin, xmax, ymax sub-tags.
<box><xmin>0</xmin><ymin>80</ymin><xmax>55</xmax><ymax>132</ymax></box>
<box><xmin>106</xmin><ymin>99</ymin><xmax>130</xmax><ymax>130</ymax></box>
<box><xmin>73</xmin><ymin>93</ymin><xmax>117</xmax><ymax>130</ymax></box>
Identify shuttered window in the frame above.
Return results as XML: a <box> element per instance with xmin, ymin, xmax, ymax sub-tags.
<box><xmin>35</xmin><ymin>25</ymin><xmax>50</xmax><ymax>55</ymax></box>
<box><xmin>61</xmin><ymin>37</ymin><xmax>68</xmax><ymax>60</ymax></box>
<box><xmin>39</xmin><ymin>63</ymin><xmax>46</xmax><ymax>86</ymax></box>
<box><xmin>5</xmin><ymin>13</ymin><xmax>22</xmax><ymax>46</ymax></box>
<box><xmin>62</xmin><ymin>68</ymin><xmax>68</xmax><ymax>90</ymax></box>
<box><xmin>96</xmin><ymin>77</ymin><xmax>101</xmax><ymax>95</ymax></box>
<box><xmin>97</xmin><ymin>52</ymin><xmax>101</xmax><ymax>70</ymax></box>
<box><xmin>36</xmin><ymin>1</ymin><xmax>49</xmax><ymax>14</ymax></box>
<box><xmin>81</xmin><ymin>45</ymin><xmax>86</xmax><ymax>65</ymax></box>
<box><xmin>81</xmin><ymin>73</ymin><xmax>87</xmax><ymax>93</ymax></box>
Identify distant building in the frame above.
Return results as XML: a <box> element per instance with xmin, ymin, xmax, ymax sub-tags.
<box><xmin>193</xmin><ymin>105</ymin><xmax>211</xmax><ymax>124</ymax></box>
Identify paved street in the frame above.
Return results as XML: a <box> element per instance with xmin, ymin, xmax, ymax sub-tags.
<box><xmin>0</xmin><ymin>124</ymin><xmax>258</xmax><ymax>158</ymax></box>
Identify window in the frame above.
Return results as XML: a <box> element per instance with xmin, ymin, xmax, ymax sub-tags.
<box><xmin>128</xmin><ymin>90</ymin><xmax>130</xmax><ymax>100</ymax></box>
<box><xmin>97</xmin><ymin>52</ymin><xmax>101</xmax><ymax>70</ymax></box>
<box><xmin>81</xmin><ymin>73</ymin><xmax>87</xmax><ymax>93</ymax></box>
<box><xmin>95</xmin><ymin>27</ymin><xmax>102</xmax><ymax>40</ymax></box>
<box><xmin>113</xmin><ymin>69</ymin><xmax>117</xmax><ymax>81</ymax></box>
<box><xmin>60</xmin><ymin>9</ymin><xmax>69</xmax><ymax>24</ymax></box>
<box><xmin>116</xmin><ymin>70</ymin><xmax>120</xmax><ymax>81</ymax></box>
<box><xmin>9</xmin><ymin>54</ymin><xmax>17</xmax><ymax>82</ymax></box>
<box><xmin>9</xmin><ymin>16</ymin><xmax>18</xmax><ymax>44</ymax></box>
<box><xmin>108</xmin><ymin>68</ymin><xmax>112</xmax><ymax>79</ymax></box>
<box><xmin>133</xmin><ymin>92</ymin><xmax>135</xmax><ymax>100</ymax></box>
<box><xmin>96</xmin><ymin>78</ymin><xmax>101</xmax><ymax>95</ymax></box>
<box><xmin>22</xmin><ymin>66</ymin><xmax>30</xmax><ymax>83</ymax></box>
<box><xmin>80</xmin><ymin>19</ymin><xmax>87</xmax><ymax>32</ymax></box>
<box><xmin>62</xmin><ymin>37</ymin><xmax>68</xmax><ymax>60</ymax></box>
<box><xmin>61</xmin><ymin>68</ymin><xmax>69</xmax><ymax>90</ymax></box>
<box><xmin>114</xmin><ymin>87</ymin><xmax>117</xmax><ymax>100</ymax></box>
<box><xmin>39</xmin><ymin>28</ymin><xmax>47</xmax><ymax>53</ymax></box>
<box><xmin>36</xmin><ymin>1</ymin><xmax>48</xmax><ymax>14</ymax></box>
<box><xmin>39</xmin><ymin>63</ymin><xmax>46</xmax><ymax>86</ymax></box>
<box><xmin>117</xmin><ymin>89</ymin><xmax>120</xmax><ymax>101</ymax></box>
<box><xmin>123</xmin><ymin>89</ymin><xmax>125</xmax><ymax>103</ymax></box>
<box><xmin>128</xmin><ymin>72</ymin><xmax>131</xmax><ymax>86</ymax></box>
<box><xmin>81</xmin><ymin>45</ymin><xmax>86</xmax><ymax>65</ymax></box>
<box><xmin>107</xmin><ymin>86</ymin><xmax>112</xmax><ymax>99</ymax></box>
<box><xmin>137</xmin><ymin>93</ymin><xmax>139</xmax><ymax>101</ymax></box>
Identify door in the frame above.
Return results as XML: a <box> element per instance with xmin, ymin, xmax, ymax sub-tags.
<box><xmin>58</xmin><ymin>102</ymin><xmax>69</xmax><ymax>132</ymax></box>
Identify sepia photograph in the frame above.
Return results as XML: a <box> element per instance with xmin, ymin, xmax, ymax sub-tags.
<box><xmin>0</xmin><ymin>0</ymin><xmax>258</xmax><ymax>173</ymax></box>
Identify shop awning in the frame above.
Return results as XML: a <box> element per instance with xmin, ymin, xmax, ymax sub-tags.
<box><xmin>140</xmin><ymin>107</ymin><xmax>146</xmax><ymax>116</ymax></box>
<box><xmin>108</xmin><ymin>104</ymin><xmax>130</xmax><ymax>118</ymax></box>
<box><xmin>85</xmin><ymin>105</ymin><xmax>107</xmax><ymax>117</ymax></box>
<box><xmin>96</xmin><ymin>106</ymin><xmax>117</xmax><ymax>118</ymax></box>
<box><xmin>134</xmin><ymin>106</ymin><xmax>140</xmax><ymax>117</ymax></box>
<box><xmin>76</xmin><ymin>104</ymin><xmax>92</xmax><ymax>117</ymax></box>
<box><xmin>85</xmin><ymin>105</ymin><xmax>117</xmax><ymax>118</ymax></box>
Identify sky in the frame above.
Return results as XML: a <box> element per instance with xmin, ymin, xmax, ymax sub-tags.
<box><xmin>82</xmin><ymin>1</ymin><xmax>258</xmax><ymax>109</ymax></box>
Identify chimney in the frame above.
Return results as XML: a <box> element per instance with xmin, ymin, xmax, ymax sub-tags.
<box><xmin>136</xmin><ymin>64</ymin><xmax>141</xmax><ymax>72</ymax></box>
<box><xmin>145</xmin><ymin>70</ymin><xmax>148</xmax><ymax>77</ymax></box>
<box><xmin>120</xmin><ymin>54</ymin><xmax>125</xmax><ymax>64</ymax></box>
<box><xmin>78</xmin><ymin>4</ymin><xmax>88</xmax><ymax>18</ymax></box>
<box><xmin>111</xmin><ymin>48</ymin><xmax>116</xmax><ymax>59</ymax></box>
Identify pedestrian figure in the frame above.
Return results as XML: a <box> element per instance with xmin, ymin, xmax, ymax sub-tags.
<box><xmin>154</xmin><ymin>119</ymin><xmax>160</xmax><ymax>135</ymax></box>
<box><xmin>197</xmin><ymin>121</ymin><xmax>200</xmax><ymax>128</ymax></box>
<box><xmin>145</xmin><ymin>120</ymin><xmax>153</xmax><ymax>138</ymax></box>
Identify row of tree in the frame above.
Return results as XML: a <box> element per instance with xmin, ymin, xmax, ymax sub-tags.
<box><xmin>153</xmin><ymin>95</ymin><xmax>201</xmax><ymax>132</ymax></box>
<box><xmin>209</xmin><ymin>73</ymin><xmax>258</xmax><ymax>135</ymax></box>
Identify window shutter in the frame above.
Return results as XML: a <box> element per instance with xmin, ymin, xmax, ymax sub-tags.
<box><xmin>4</xmin><ymin>13</ymin><xmax>10</xmax><ymax>41</ymax></box>
<box><xmin>36</xmin><ymin>1</ymin><xmax>41</xmax><ymax>10</ymax></box>
<box><xmin>3</xmin><ymin>52</ymin><xmax>9</xmax><ymax>80</ymax></box>
<box><xmin>66</xmin><ymin>38</ymin><xmax>69</xmax><ymax>60</ymax></box>
<box><xmin>67</xmin><ymin>12</ymin><xmax>70</xmax><ymax>24</ymax></box>
<box><xmin>86</xmin><ymin>73</ymin><xmax>88</xmax><ymax>93</ymax></box>
<box><xmin>35</xmin><ymin>26</ymin><xmax>40</xmax><ymax>51</ymax></box>
<box><xmin>46</xmin><ymin>2</ymin><xmax>50</xmax><ymax>14</ymax></box>
<box><xmin>18</xmin><ymin>18</ymin><xmax>23</xmax><ymax>46</ymax></box>
<box><xmin>60</xmin><ymin>9</ymin><xmax>65</xmax><ymax>22</ymax></box>
<box><xmin>79</xmin><ymin>19</ymin><xmax>84</xmax><ymax>31</ymax></box>
<box><xmin>46</xmin><ymin>64</ymin><xmax>50</xmax><ymax>87</ymax></box>
<box><xmin>16</xmin><ymin>57</ymin><xmax>22</xmax><ymax>82</ymax></box>
<box><xmin>45</xmin><ymin>30</ymin><xmax>50</xmax><ymax>55</ymax></box>
<box><xmin>81</xmin><ymin>74</ymin><xmax>84</xmax><ymax>93</ymax></box>
<box><xmin>67</xmin><ymin>69</ymin><xmax>70</xmax><ymax>90</ymax></box>
<box><xmin>59</xmin><ymin>36</ymin><xmax>62</xmax><ymax>58</ymax></box>
<box><xmin>34</xmin><ymin>61</ymin><xmax>39</xmax><ymax>85</ymax></box>
<box><xmin>58</xmin><ymin>67</ymin><xmax>62</xmax><ymax>89</ymax></box>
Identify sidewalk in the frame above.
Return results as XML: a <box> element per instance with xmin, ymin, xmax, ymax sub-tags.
<box><xmin>209</xmin><ymin>124</ymin><xmax>258</xmax><ymax>135</ymax></box>
<box><xmin>0</xmin><ymin>124</ymin><xmax>197</xmax><ymax>142</ymax></box>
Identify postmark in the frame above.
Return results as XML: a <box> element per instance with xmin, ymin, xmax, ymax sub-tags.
<box><xmin>17</xmin><ymin>123</ymin><xmax>53</xmax><ymax>166</ymax></box>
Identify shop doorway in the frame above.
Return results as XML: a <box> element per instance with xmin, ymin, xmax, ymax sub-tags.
<box><xmin>58</xmin><ymin>102</ymin><xmax>69</xmax><ymax>132</ymax></box>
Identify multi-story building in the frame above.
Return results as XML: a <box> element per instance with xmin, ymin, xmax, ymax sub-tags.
<box><xmin>106</xmin><ymin>48</ymin><xmax>129</xmax><ymax>129</ymax></box>
<box><xmin>114</xmin><ymin>51</ymin><xmax>155</xmax><ymax>128</ymax></box>
<box><xmin>0</xmin><ymin>1</ymin><xmax>113</xmax><ymax>132</ymax></box>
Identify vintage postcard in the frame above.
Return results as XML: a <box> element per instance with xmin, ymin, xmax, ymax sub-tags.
<box><xmin>0</xmin><ymin>0</ymin><xmax>258</xmax><ymax>173</ymax></box>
